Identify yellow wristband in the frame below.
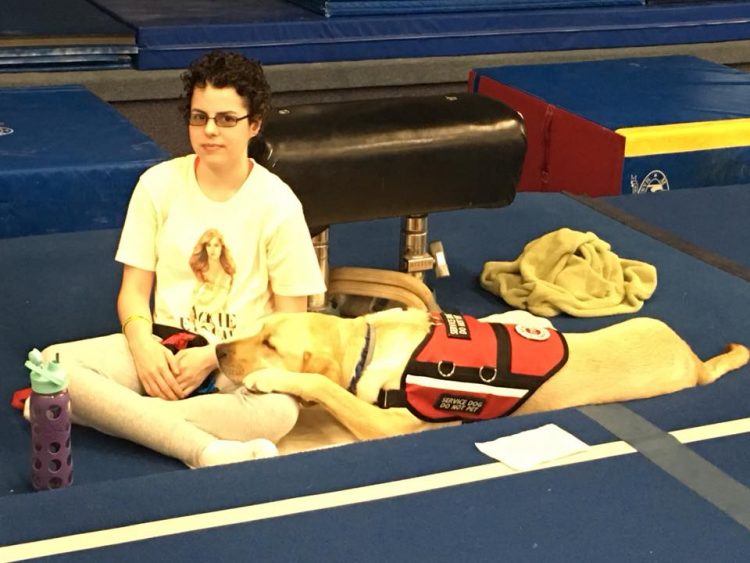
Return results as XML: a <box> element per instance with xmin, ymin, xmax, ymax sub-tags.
<box><xmin>121</xmin><ymin>314</ymin><xmax>152</xmax><ymax>333</ymax></box>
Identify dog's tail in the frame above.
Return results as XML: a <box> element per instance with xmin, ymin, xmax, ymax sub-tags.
<box><xmin>698</xmin><ymin>343</ymin><xmax>750</xmax><ymax>385</ymax></box>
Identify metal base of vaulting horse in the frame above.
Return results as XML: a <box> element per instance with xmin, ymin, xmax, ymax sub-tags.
<box><xmin>308</xmin><ymin>219</ymin><xmax>445</xmax><ymax>317</ymax></box>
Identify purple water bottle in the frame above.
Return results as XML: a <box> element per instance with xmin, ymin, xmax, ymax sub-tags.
<box><xmin>26</xmin><ymin>349</ymin><xmax>73</xmax><ymax>490</ymax></box>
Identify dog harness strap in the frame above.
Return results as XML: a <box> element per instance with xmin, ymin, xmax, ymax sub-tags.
<box><xmin>348</xmin><ymin>323</ymin><xmax>375</xmax><ymax>394</ymax></box>
<box><xmin>381</xmin><ymin>313</ymin><xmax>568</xmax><ymax>422</ymax></box>
<box><xmin>377</xmin><ymin>389</ymin><xmax>409</xmax><ymax>409</ymax></box>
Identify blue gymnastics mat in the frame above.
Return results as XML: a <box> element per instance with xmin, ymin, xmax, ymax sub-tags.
<box><xmin>0</xmin><ymin>85</ymin><xmax>169</xmax><ymax>238</ymax></box>
<box><xmin>17</xmin><ymin>450</ymin><xmax>750</xmax><ymax>562</ymax></box>
<box><xmin>0</xmin><ymin>0</ymin><xmax>136</xmax><ymax>71</ymax></box>
<box><xmin>290</xmin><ymin>0</ymin><xmax>642</xmax><ymax>17</ymax></box>
<box><xmin>600</xmin><ymin>184</ymin><xmax>750</xmax><ymax>270</ymax></box>
<box><xmin>1</xmin><ymin>191</ymin><xmax>748</xmax><ymax>561</ymax></box>
<box><xmin>86</xmin><ymin>0</ymin><xmax>750</xmax><ymax>69</ymax></box>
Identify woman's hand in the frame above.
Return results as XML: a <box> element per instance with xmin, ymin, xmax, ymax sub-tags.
<box><xmin>174</xmin><ymin>346</ymin><xmax>218</xmax><ymax>397</ymax></box>
<box><xmin>118</xmin><ymin>265</ymin><xmax>184</xmax><ymax>399</ymax></box>
<box><xmin>129</xmin><ymin>335</ymin><xmax>183</xmax><ymax>400</ymax></box>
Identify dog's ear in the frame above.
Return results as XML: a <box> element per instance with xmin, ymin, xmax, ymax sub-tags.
<box><xmin>302</xmin><ymin>351</ymin><xmax>342</xmax><ymax>382</ymax></box>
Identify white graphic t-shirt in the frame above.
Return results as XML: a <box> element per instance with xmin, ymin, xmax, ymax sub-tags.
<box><xmin>115</xmin><ymin>155</ymin><xmax>325</xmax><ymax>341</ymax></box>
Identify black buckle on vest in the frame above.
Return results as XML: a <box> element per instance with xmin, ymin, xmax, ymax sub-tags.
<box><xmin>377</xmin><ymin>389</ymin><xmax>409</xmax><ymax>409</ymax></box>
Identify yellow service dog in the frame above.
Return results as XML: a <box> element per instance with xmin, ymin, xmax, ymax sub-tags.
<box><xmin>216</xmin><ymin>309</ymin><xmax>748</xmax><ymax>440</ymax></box>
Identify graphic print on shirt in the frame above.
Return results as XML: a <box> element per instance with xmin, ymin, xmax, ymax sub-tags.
<box><xmin>183</xmin><ymin>228</ymin><xmax>237</xmax><ymax>339</ymax></box>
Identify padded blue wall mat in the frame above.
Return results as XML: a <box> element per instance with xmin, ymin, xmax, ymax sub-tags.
<box><xmin>473</xmin><ymin>56</ymin><xmax>750</xmax><ymax>131</ymax></box>
<box><xmin>0</xmin><ymin>85</ymin><xmax>169</xmax><ymax>238</ymax></box>
<box><xmin>86</xmin><ymin>0</ymin><xmax>750</xmax><ymax>69</ymax></box>
<box><xmin>0</xmin><ymin>0</ymin><xmax>136</xmax><ymax>70</ymax></box>
<box><xmin>290</xmin><ymin>0</ymin><xmax>643</xmax><ymax>17</ymax></box>
<box><xmin>620</xmin><ymin>147</ymin><xmax>750</xmax><ymax>194</ymax></box>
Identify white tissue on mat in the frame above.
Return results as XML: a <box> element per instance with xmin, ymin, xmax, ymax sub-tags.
<box><xmin>475</xmin><ymin>423</ymin><xmax>590</xmax><ymax>471</ymax></box>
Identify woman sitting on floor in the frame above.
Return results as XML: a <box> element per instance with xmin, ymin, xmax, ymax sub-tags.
<box><xmin>41</xmin><ymin>50</ymin><xmax>325</xmax><ymax>468</ymax></box>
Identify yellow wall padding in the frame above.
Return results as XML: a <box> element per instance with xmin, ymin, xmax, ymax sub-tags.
<box><xmin>617</xmin><ymin>118</ymin><xmax>750</xmax><ymax>157</ymax></box>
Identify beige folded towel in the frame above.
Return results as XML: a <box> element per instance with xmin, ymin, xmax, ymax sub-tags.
<box><xmin>480</xmin><ymin>228</ymin><xmax>657</xmax><ymax>317</ymax></box>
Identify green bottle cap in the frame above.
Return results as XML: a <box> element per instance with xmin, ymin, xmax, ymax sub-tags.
<box><xmin>25</xmin><ymin>349</ymin><xmax>67</xmax><ymax>394</ymax></box>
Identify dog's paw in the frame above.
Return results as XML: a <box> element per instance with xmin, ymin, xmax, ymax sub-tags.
<box><xmin>243</xmin><ymin>368</ymin><xmax>285</xmax><ymax>394</ymax></box>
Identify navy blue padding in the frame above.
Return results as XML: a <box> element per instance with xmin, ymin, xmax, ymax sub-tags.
<box><xmin>1</xmin><ymin>192</ymin><xmax>748</xmax><ymax>501</ymax></box>
<box><xmin>0</xmin><ymin>229</ymin><xmax>121</xmax><ymax>381</ymax></box>
<box><xmin>1</xmin><ymin>409</ymin><xmax>616</xmax><ymax>544</ymax></box>
<box><xmin>0</xmin><ymin>86</ymin><xmax>169</xmax><ymax>238</ymax></box>
<box><xmin>86</xmin><ymin>0</ymin><xmax>750</xmax><ymax>69</ymax></box>
<box><xmin>290</xmin><ymin>0</ymin><xmax>642</xmax><ymax>17</ymax></box>
<box><xmin>1</xmin><ymin>193</ymin><xmax>748</xmax><ymax>556</ymax></box>
<box><xmin>621</xmin><ymin>148</ymin><xmax>750</xmax><ymax>193</ymax></box>
<box><xmin>603</xmin><ymin>184</ymin><xmax>750</xmax><ymax>269</ymax></box>
<box><xmin>474</xmin><ymin>56</ymin><xmax>750</xmax><ymax>130</ymax></box>
<box><xmin>0</xmin><ymin>0</ymin><xmax>134</xmax><ymax>43</ymax></box>
<box><xmin>25</xmin><ymin>456</ymin><xmax>750</xmax><ymax>562</ymax></box>
<box><xmin>691</xmin><ymin>434</ymin><xmax>750</xmax><ymax>489</ymax></box>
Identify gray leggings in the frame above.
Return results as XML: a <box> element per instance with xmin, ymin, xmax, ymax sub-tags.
<box><xmin>43</xmin><ymin>334</ymin><xmax>299</xmax><ymax>468</ymax></box>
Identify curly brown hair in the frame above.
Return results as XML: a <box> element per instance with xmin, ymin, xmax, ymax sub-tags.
<box><xmin>180</xmin><ymin>51</ymin><xmax>271</xmax><ymax>124</ymax></box>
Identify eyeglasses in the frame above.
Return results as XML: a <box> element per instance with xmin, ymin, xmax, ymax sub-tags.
<box><xmin>188</xmin><ymin>111</ymin><xmax>250</xmax><ymax>128</ymax></box>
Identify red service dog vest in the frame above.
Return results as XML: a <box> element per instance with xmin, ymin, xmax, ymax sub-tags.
<box><xmin>378</xmin><ymin>313</ymin><xmax>568</xmax><ymax>422</ymax></box>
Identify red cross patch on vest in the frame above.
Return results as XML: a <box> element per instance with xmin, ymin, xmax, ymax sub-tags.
<box><xmin>378</xmin><ymin>313</ymin><xmax>568</xmax><ymax>422</ymax></box>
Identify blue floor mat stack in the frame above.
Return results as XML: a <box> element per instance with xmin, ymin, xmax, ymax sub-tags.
<box><xmin>3</xmin><ymin>0</ymin><xmax>749</xmax><ymax>70</ymax></box>
<box><xmin>0</xmin><ymin>85</ymin><xmax>169</xmax><ymax>238</ymax></box>
<box><xmin>0</xmin><ymin>0</ymin><xmax>136</xmax><ymax>71</ymax></box>
<box><xmin>83</xmin><ymin>0</ymin><xmax>750</xmax><ymax>69</ymax></box>
<box><xmin>289</xmin><ymin>0</ymin><xmax>642</xmax><ymax>17</ymax></box>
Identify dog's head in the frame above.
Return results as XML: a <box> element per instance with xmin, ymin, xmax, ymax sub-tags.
<box><xmin>216</xmin><ymin>312</ymin><xmax>349</xmax><ymax>385</ymax></box>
